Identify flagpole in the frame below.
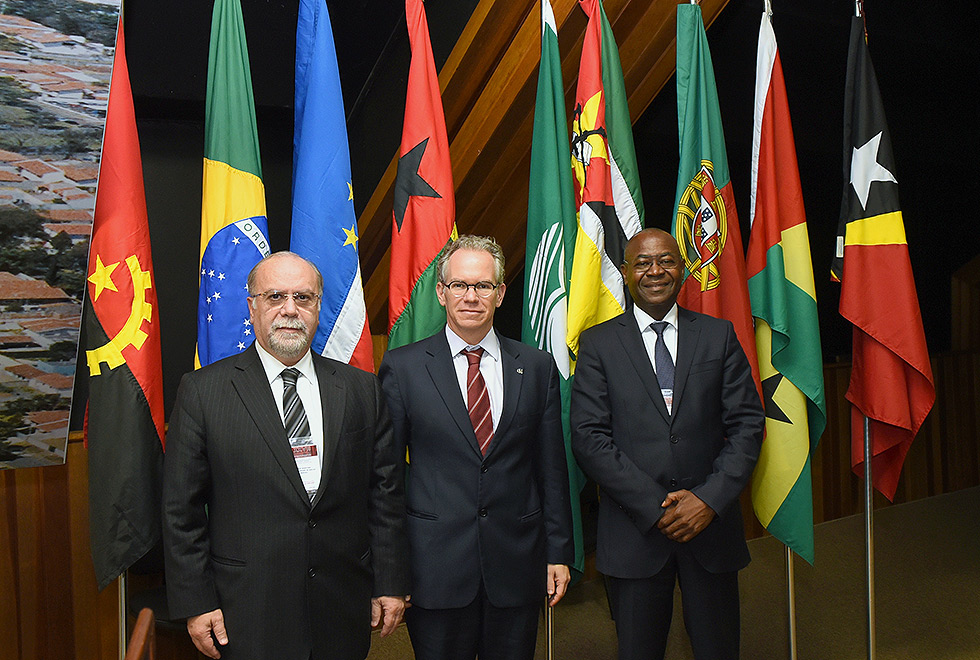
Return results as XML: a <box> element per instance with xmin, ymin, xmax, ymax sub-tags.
<box><xmin>118</xmin><ymin>573</ymin><xmax>128</xmax><ymax>659</ymax></box>
<box><xmin>545</xmin><ymin>597</ymin><xmax>554</xmax><ymax>660</ymax></box>
<box><xmin>863</xmin><ymin>415</ymin><xmax>876</xmax><ymax>660</ymax></box>
<box><xmin>785</xmin><ymin>546</ymin><xmax>797</xmax><ymax>660</ymax></box>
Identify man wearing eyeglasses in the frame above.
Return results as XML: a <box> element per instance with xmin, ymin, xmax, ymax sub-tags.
<box><xmin>163</xmin><ymin>251</ymin><xmax>409</xmax><ymax>660</ymax></box>
<box><xmin>379</xmin><ymin>235</ymin><xmax>573</xmax><ymax>660</ymax></box>
<box><xmin>571</xmin><ymin>229</ymin><xmax>764</xmax><ymax>660</ymax></box>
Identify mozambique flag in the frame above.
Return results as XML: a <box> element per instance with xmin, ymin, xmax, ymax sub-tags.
<box><xmin>673</xmin><ymin>3</ymin><xmax>760</xmax><ymax>394</ymax></box>
<box><xmin>567</xmin><ymin>0</ymin><xmax>643</xmax><ymax>361</ymax></box>
<box><xmin>291</xmin><ymin>0</ymin><xmax>373</xmax><ymax>371</ymax></box>
<box><xmin>746</xmin><ymin>9</ymin><xmax>826</xmax><ymax>564</ymax></box>
<box><xmin>832</xmin><ymin>17</ymin><xmax>934</xmax><ymax>500</ymax></box>
<box><xmin>523</xmin><ymin>0</ymin><xmax>584</xmax><ymax>578</ymax></box>
<box><xmin>84</xmin><ymin>17</ymin><xmax>165</xmax><ymax>590</ymax></box>
<box><xmin>389</xmin><ymin>0</ymin><xmax>457</xmax><ymax>349</ymax></box>
<box><xmin>197</xmin><ymin>0</ymin><xmax>270</xmax><ymax>367</ymax></box>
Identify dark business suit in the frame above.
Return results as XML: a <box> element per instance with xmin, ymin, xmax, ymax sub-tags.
<box><xmin>163</xmin><ymin>345</ymin><xmax>409</xmax><ymax>660</ymax></box>
<box><xmin>378</xmin><ymin>330</ymin><xmax>573</xmax><ymax>658</ymax></box>
<box><xmin>571</xmin><ymin>307</ymin><xmax>764</xmax><ymax>659</ymax></box>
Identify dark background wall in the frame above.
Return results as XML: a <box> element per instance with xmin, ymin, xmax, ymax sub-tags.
<box><xmin>70</xmin><ymin>0</ymin><xmax>980</xmax><ymax>427</ymax></box>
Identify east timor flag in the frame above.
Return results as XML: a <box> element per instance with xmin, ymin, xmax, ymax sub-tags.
<box><xmin>832</xmin><ymin>17</ymin><xmax>934</xmax><ymax>501</ymax></box>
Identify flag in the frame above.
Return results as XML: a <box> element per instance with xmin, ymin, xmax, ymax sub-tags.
<box><xmin>389</xmin><ymin>0</ymin><xmax>457</xmax><ymax>349</ymax></box>
<box><xmin>84</xmin><ymin>17</ymin><xmax>165</xmax><ymax>590</ymax></box>
<box><xmin>197</xmin><ymin>0</ymin><xmax>271</xmax><ymax>367</ymax></box>
<box><xmin>291</xmin><ymin>0</ymin><xmax>373</xmax><ymax>372</ymax></box>
<box><xmin>832</xmin><ymin>17</ymin><xmax>935</xmax><ymax>500</ymax></box>
<box><xmin>673</xmin><ymin>3</ymin><xmax>761</xmax><ymax>394</ymax></box>
<box><xmin>523</xmin><ymin>0</ymin><xmax>584</xmax><ymax>578</ymax></box>
<box><xmin>566</xmin><ymin>0</ymin><xmax>643</xmax><ymax>361</ymax></box>
<box><xmin>746</xmin><ymin>9</ymin><xmax>826</xmax><ymax>563</ymax></box>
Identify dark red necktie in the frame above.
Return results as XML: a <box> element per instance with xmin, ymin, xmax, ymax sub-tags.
<box><xmin>463</xmin><ymin>348</ymin><xmax>493</xmax><ymax>454</ymax></box>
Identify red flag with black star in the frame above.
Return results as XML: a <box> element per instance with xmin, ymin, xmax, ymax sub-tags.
<box><xmin>388</xmin><ymin>0</ymin><xmax>457</xmax><ymax>349</ymax></box>
<box><xmin>832</xmin><ymin>17</ymin><xmax>935</xmax><ymax>500</ymax></box>
<box><xmin>84</xmin><ymin>17</ymin><xmax>165</xmax><ymax>590</ymax></box>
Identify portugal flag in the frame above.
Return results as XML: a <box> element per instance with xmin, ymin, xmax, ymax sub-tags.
<box><xmin>566</xmin><ymin>0</ymin><xmax>643</xmax><ymax>361</ymax></box>
<box><xmin>197</xmin><ymin>0</ymin><xmax>270</xmax><ymax>367</ymax></box>
<box><xmin>673</xmin><ymin>3</ymin><xmax>760</xmax><ymax>394</ymax></box>
<box><xmin>746</xmin><ymin>9</ymin><xmax>826</xmax><ymax>564</ymax></box>
<box><xmin>84</xmin><ymin>17</ymin><xmax>165</xmax><ymax>590</ymax></box>
<box><xmin>832</xmin><ymin>17</ymin><xmax>935</xmax><ymax>500</ymax></box>
<box><xmin>389</xmin><ymin>0</ymin><xmax>457</xmax><ymax>350</ymax></box>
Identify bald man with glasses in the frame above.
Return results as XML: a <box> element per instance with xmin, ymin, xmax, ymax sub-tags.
<box><xmin>379</xmin><ymin>235</ymin><xmax>574</xmax><ymax>660</ymax></box>
<box><xmin>163</xmin><ymin>251</ymin><xmax>409</xmax><ymax>660</ymax></box>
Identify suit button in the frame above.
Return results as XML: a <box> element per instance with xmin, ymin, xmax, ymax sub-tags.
<box><xmin>481</xmin><ymin>465</ymin><xmax>488</xmax><ymax>474</ymax></box>
<box><xmin>478</xmin><ymin>508</ymin><xmax>488</xmax><ymax>517</ymax></box>
<box><xmin>308</xmin><ymin>519</ymin><xmax>317</xmax><ymax>528</ymax></box>
<box><xmin>670</xmin><ymin>434</ymin><xmax>678</xmax><ymax>444</ymax></box>
<box><xmin>670</xmin><ymin>479</ymin><xmax>677</xmax><ymax>487</ymax></box>
<box><xmin>308</xmin><ymin>568</ymin><xmax>317</xmax><ymax>578</ymax></box>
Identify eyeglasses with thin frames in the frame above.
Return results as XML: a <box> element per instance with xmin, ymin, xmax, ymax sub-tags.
<box><xmin>442</xmin><ymin>280</ymin><xmax>500</xmax><ymax>298</ymax></box>
<box><xmin>250</xmin><ymin>290</ymin><xmax>321</xmax><ymax>310</ymax></box>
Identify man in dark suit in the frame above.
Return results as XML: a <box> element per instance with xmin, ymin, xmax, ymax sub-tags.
<box><xmin>379</xmin><ymin>235</ymin><xmax>574</xmax><ymax>660</ymax></box>
<box><xmin>162</xmin><ymin>252</ymin><xmax>409</xmax><ymax>660</ymax></box>
<box><xmin>571</xmin><ymin>229</ymin><xmax>764</xmax><ymax>660</ymax></box>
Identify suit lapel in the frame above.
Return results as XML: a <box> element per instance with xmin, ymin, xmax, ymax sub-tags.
<box><xmin>231</xmin><ymin>346</ymin><xmax>310</xmax><ymax>505</ymax></box>
<box><xmin>615</xmin><ymin>314</ymin><xmax>671</xmax><ymax>424</ymax></box>
<box><xmin>672</xmin><ymin>307</ymin><xmax>701</xmax><ymax>415</ymax></box>
<box><xmin>424</xmin><ymin>334</ymin><xmax>483</xmax><ymax>457</ymax></box>
<box><xmin>490</xmin><ymin>338</ymin><xmax>523</xmax><ymax>458</ymax></box>
<box><xmin>310</xmin><ymin>356</ymin><xmax>344</xmax><ymax>510</ymax></box>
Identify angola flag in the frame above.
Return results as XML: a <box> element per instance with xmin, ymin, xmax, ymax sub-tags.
<box><xmin>523</xmin><ymin>0</ymin><xmax>584</xmax><ymax>578</ymax></box>
<box><xmin>197</xmin><ymin>0</ymin><xmax>270</xmax><ymax>367</ymax></box>
<box><xmin>567</xmin><ymin>0</ymin><xmax>643</xmax><ymax>361</ymax></box>
<box><xmin>673</xmin><ymin>3</ymin><xmax>760</xmax><ymax>394</ymax></box>
<box><xmin>291</xmin><ymin>0</ymin><xmax>373</xmax><ymax>371</ymax></box>
<box><xmin>84</xmin><ymin>17</ymin><xmax>165</xmax><ymax>590</ymax></box>
<box><xmin>832</xmin><ymin>17</ymin><xmax>935</xmax><ymax>500</ymax></box>
<box><xmin>389</xmin><ymin>0</ymin><xmax>457</xmax><ymax>349</ymax></box>
<box><xmin>746</xmin><ymin>9</ymin><xmax>826</xmax><ymax>564</ymax></box>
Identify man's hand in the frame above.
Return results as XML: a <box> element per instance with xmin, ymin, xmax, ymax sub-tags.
<box><xmin>657</xmin><ymin>490</ymin><xmax>715</xmax><ymax>543</ymax></box>
<box><xmin>371</xmin><ymin>595</ymin><xmax>410</xmax><ymax>637</ymax></box>
<box><xmin>547</xmin><ymin>564</ymin><xmax>571</xmax><ymax>606</ymax></box>
<box><xmin>186</xmin><ymin>608</ymin><xmax>228</xmax><ymax>659</ymax></box>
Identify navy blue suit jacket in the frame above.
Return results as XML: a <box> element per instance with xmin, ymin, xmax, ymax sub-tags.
<box><xmin>379</xmin><ymin>331</ymin><xmax>574</xmax><ymax>609</ymax></box>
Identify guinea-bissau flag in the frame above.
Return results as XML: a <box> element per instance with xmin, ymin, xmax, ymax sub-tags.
<box><xmin>523</xmin><ymin>0</ymin><xmax>584</xmax><ymax>578</ymax></box>
<box><xmin>673</xmin><ymin>3</ymin><xmax>761</xmax><ymax>395</ymax></box>
<box><xmin>197</xmin><ymin>0</ymin><xmax>271</xmax><ymax>367</ymax></box>
<box><xmin>831</xmin><ymin>16</ymin><xmax>934</xmax><ymax>500</ymax></box>
<box><xmin>84</xmin><ymin>17</ymin><xmax>165</xmax><ymax>590</ymax></box>
<box><xmin>389</xmin><ymin>0</ymin><xmax>457</xmax><ymax>350</ymax></box>
<box><xmin>291</xmin><ymin>0</ymin><xmax>373</xmax><ymax>372</ymax></box>
<box><xmin>746</xmin><ymin>9</ymin><xmax>826</xmax><ymax>564</ymax></box>
<box><xmin>567</xmin><ymin>0</ymin><xmax>643</xmax><ymax>361</ymax></box>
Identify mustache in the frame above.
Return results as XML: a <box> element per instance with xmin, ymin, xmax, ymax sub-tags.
<box><xmin>271</xmin><ymin>318</ymin><xmax>308</xmax><ymax>333</ymax></box>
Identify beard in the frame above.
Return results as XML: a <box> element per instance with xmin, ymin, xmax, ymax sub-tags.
<box><xmin>267</xmin><ymin>318</ymin><xmax>311</xmax><ymax>360</ymax></box>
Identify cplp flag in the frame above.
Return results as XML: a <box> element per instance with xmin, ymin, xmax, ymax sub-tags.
<box><xmin>567</xmin><ymin>0</ymin><xmax>643</xmax><ymax>362</ymax></box>
<box><xmin>673</xmin><ymin>3</ymin><xmax>761</xmax><ymax>395</ymax></box>
<box><xmin>746</xmin><ymin>9</ymin><xmax>826</xmax><ymax>564</ymax></box>
<box><xmin>197</xmin><ymin>0</ymin><xmax>270</xmax><ymax>367</ymax></box>
<box><xmin>84</xmin><ymin>17</ymin><xmax>165</xmax><ymax>590</ymax></box>
<box><xmin>523</xmin><ymin>0</ymin><xmax>584</xmax><ymax>578</ymax></box>
<box><xmin>388</xmin><ymin>0</ymin><xmax>457</xmax><ymax>350</ymax></box>
<box><xmin>291</xmin><ymin>0</ymin><xmax>373</xmax><ymax>372</ymax></box>
<box><xmin>832</xmin><ymin>17</ymin><xmax>935</xmax><ymax>500</ymax></box>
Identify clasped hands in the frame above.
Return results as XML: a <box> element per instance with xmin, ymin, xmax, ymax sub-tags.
<box><xmin>657</xmin><ymin>489</ymin><xmax>715</xmax><ymax>543</ymax></box>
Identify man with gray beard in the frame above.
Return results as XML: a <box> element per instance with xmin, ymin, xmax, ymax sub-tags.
<box><xmin>163</xmin><ymin>252</ymin><xmax>409</xmax><ymax>660</ymax></box>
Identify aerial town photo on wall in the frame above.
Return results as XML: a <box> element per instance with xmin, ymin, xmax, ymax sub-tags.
<box><xmin>0</xmin><ymin>0</ymin><xmax>119</xmax><ymax>468</ymax></box>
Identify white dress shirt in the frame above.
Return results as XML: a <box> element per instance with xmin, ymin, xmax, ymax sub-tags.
<box><xmin>633</xmin><ymin>303</ymin><xmax>678</xmax><ymax>413</ymax></box>
<box><xmin>445</xmin><ymin>325</ymin><xmax>503</xmax><ymax>431</ymax></box>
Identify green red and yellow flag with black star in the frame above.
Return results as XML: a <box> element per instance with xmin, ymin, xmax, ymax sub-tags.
<box><xmin>832</xmin><ymin>16</ymin><xmax>934</xmax><ymax>500</ymax></box>
<box><xmin>84</xmin><ymin>17</ymin><xmax>165</xmax><ymax>590</ymax></box>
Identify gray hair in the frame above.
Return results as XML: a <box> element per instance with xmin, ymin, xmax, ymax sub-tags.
<box><xmin>436</xmin><ymin>235</ymin><xmax>506</xmax><ymax>283</ymax></box>
<box><xmin>246</xmin><ymin>251</ymin><xmax>324</xmax><ymax>296</ymax></box>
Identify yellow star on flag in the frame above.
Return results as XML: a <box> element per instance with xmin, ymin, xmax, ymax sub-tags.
<box><xmin>342</xmin><ymin>223</ymin><xmax>359</xmax><ymax>248</ymax></box>
<box><xmin>347</xmin><ymin>181</ymin><xmax>354</xmax><ymax>201</ymax></box>
<box><xmin>88</xmin><ymin>254</ymin><xmax>119</xmax><ymax>301</ymax></box>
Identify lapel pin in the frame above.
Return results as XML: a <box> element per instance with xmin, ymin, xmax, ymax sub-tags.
<box><xmin>516</xmin><ymin>368</ymin><xmax>523</xmax><ymax>374</ymax></box>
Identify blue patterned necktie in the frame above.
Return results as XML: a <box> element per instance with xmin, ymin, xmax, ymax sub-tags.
<box><xmin>651</xmin><ymin>321</ymin><xmax>675</xmax><ymax>392</ymax></box>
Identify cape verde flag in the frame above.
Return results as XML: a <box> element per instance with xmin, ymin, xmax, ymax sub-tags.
<box><xmin>291</xmin><ymin>0</ymin><xmax>373</xmax><ymax>371</ymax></box>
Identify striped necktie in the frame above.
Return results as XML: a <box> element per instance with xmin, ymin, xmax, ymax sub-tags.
<box><xmin>463</xmin><ymin>348</ymin><xmax>493</xmax><ymax>455</ymax></box>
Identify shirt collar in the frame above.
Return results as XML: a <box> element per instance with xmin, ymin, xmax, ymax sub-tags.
<box><xmin>632</xmin><ymin>303</ymin><xmax>678</xmax><ymax>333</ymax></box>
<box><xmin>445</xmin><ymin>325</ymin><xmax>500</xmax><ymax>362</ymax></box>
<box><xmin>254</xmin><ymin>340</ymin><xmax>316</xmax><ymax>385</ymax></box>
